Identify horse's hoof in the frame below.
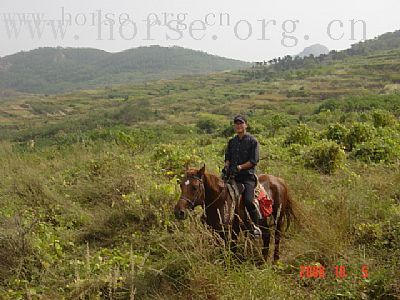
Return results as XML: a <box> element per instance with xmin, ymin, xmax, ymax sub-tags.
<box><xmin>272</xmin><ymin>257</ymin><xmax>280</xmax><ymax>264</ymax></box>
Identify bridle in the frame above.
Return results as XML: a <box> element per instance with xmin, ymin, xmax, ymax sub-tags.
<box><xmin>179</xmin><ymin>175</ymin><xmax>205</xmax><ymax>210</ymax></box>
<box><xmin>179</xmin><ymin>174</ymin><xmax>226</xmax><ymax>210</ymax></box>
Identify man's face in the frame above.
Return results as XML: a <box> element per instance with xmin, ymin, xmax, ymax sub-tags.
<box><xmin>233</xmin><ymin>121</ymin><xmax>247</xmax><ymax>134</ymax></box>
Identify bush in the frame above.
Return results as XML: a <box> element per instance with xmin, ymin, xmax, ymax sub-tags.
<box><xmin>265</xmin><ymin>113</ymin><xmax>293</xmax><ymax>137</ymax></box>
<box><xmin>196</xmin><ymin>115</ymin><xmax>222</xmax><ymax>134</ymax></box>
<box><xmin>346</xmin><ymin>122</ymin><xmax>375</xmax><ymax>151</ymax></box>
<box><xmin>220</xmin><ymin>124</ymin><xmax>235</xmax><ymax>137</ymax></box>
<box><xmin>316</xmin><ymin>94</ymin><xmax>400</xmax><ymax>114</ymax></box>
<box><xmin>153</xmin><ymin>144</ymin><xmax>202</xmax><ymax>178</ymax></box>
<box><xmin>351</xmin><ymin>137</ymin><xmax>399</xmax><ymax>163</ymax></box>
<box><xmin>371</xmin><ymin>109</ymin><xmax>396</xmax><ymax>127</ymax></box>
<box><xmin>284</xmin><ymin>124</ymin><xmax>314</xmax><ymax>146</ymax></box>
<box><xmin>325</xmin><ymin>123</ymin><xmax>350</xmax><ymax>147</ymax></box>
<box><xmin>112</xmin><ymin>100</ymin><xmax>153</xmax><ymax>124</ymax></box>
<box><xmin>304</xmin><ymin>140</ymin><xmax>346</xmax><ymax>174</ymax></box>
<box><xmin>309</xmin><ymin>110</ymin><xmax>342</xmax><ymax>125</ymax></box>
<box><xmin>247</xmin><ymin>121</ymin><xmax>265</xmax><ymax>134</ymax></box>
<box><xmin>355</xmin><ymin>221</ymin><xmax>400</xmax><ymax>250</ymax></box>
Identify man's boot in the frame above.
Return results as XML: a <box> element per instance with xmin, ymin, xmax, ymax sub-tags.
<box><xmin>248</xmin><ymin>208</ymin><xmax>262</xmax><ymax>238</ymax></box>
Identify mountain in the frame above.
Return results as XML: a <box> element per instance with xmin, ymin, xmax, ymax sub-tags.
<box><xmin>257</xmin><ymin>29</ymin><xmax>400</xmax><ymax>75</ymax></box>
<box><xmin>346</xmin><ymin>29</ymin><xmax>400</xmax><ymax>55</ymax></box>
<box><xmin>0</xmin><ymin>45</ymin><xmax>250</xmax><ymax>94</ymax></box>
<box><xmin>295</xmin><ymin>44</ymin><xmax>330</xmax><ymax>58</ymax></box>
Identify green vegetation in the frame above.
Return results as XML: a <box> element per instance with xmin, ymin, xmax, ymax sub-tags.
<box><xmin>303</xmin><ymin>140</ymin><xmax>346</xmax><ymax>174</ymax></box>
<box><xmin>284</xmin><ymin>124</ymin><xmax>314</xmax><ymax>146</ymax></box>
<box><xmin>250</xmin><ymin>30</ymin><xmax>400</xmax><ymax>77</ymax></box>
<box><xmin>0</xmin><ymin>31</ymin><xmax>399</xmax><ymax>299</ymax></box>
<box><xmin>0</xmin><ymin>45</ymin><xmax>249</xmax><ymax>94</ymax></box>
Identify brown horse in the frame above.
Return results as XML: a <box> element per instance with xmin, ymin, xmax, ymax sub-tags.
<box><xmin>174</xmin><ymin>164</ymin><xmax>296</xmax><ymax>262</ymax></box>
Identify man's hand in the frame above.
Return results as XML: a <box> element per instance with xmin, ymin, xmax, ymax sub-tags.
<box><xmin>228</xmin><ymin>165</ymin><xmax>239</xmax><ymax>177</ymax></box>
<box><xmin>221</xmin><ymin>165</ymin><xmax>230</xmax><ymax>179</ymax></box>
<box><xmin>239</xmin><ymin>161</ymin><xmax>254</xmax><ymax>171</ymax></box>
<box><xmin>221</xmin><ymin>165</ymin><xmax>228</xmax><ymax>175</ymax></box>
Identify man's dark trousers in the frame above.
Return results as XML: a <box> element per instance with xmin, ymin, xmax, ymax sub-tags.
<box><xmin>234</xmin><ymin>174</ymin><xmax>257</xmax><ymax>212</ymax></box>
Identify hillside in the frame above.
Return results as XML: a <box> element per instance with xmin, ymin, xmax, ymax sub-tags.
<box><xmin>295</xmin><ymin>43</ymin><xmax>329</xmax><ymax>58</ymax></box>
<box><xmin>349</xmin><ymin>29</ymin><xmax>400</xmax><ymax>55</ymax></box>
<box><xmin>256</xmin><ymin>29</ymin><xmax>400</xmax><ymax>75</ymax></box>
<box><xmin>0</xmin><ymin>45</ymin><xmax>250</xmax><ymax>94</ymax></box>
<box><xmin>0</xmin><ymin>30</ymin><xmax>399</xmax><ymax>299</ymax></box>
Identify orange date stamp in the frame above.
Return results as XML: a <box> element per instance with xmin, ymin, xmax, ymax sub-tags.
<box><xmin>299</xmin><ymin>265</ymin><xmax>369</xmax><ymax>279</ymax></box>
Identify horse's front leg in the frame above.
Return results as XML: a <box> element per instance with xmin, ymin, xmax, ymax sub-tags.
<box><xmin>261</xmin><ymin>220</ymin><xmax>271</xmax><ymax>262</ymax></box>
<box><xmin>273</xmin><ymin>218</ymin><xmax>283</xmax><ymax>261</ymax></box>
<box><xmin>229</xmin><ymin>218</ymin><xmax>241</xmax><ymax>254</ymax></box>
<box><xmin>216</xmin><ymin>225</ymin><xmax>237</xmax><ymax>251</ymax></box>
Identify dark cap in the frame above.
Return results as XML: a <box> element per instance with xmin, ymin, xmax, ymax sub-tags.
<box><xmin>233</xmin><ymin>114</ymin><xmax>247</xmax><ymax>124</ymax></box>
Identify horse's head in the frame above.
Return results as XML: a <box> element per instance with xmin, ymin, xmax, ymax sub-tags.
<box><xmin>174</xmin><ymin>164</ymin><xmax>206</xmax><ymax>220</ymax></box>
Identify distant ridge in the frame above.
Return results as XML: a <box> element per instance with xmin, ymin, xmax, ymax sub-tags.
<box><xmin>0</xmin><ymin>45</ymin><xmax>250</xmax><ymax>94</ymax></box>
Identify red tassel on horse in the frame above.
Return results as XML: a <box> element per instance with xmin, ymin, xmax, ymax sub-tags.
<box><xmin>257</xmin><ymin>189</ymin><xmax>273</xmax><ymax>219</ymax></box>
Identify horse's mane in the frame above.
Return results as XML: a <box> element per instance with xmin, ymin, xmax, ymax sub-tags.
<box><xmin>186</xmin><ymin>168</ymin><xmax>223</xmax><ymax>192</ymax></box>
<box><xmin>204</xmin><ymin>172</ymin><xmax>224</xmax><ymax>192</ymax></box>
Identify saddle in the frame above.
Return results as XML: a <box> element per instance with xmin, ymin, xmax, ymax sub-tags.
<box><xmin>225</xmin><ymin>174</ymin><xmax>274</xmax><ymax>224</ymax></box>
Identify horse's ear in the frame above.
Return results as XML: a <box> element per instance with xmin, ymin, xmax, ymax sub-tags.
<box><xmin>198</xmin><ymin>163</ymin><xmax>205</xmax><ymax>177</ymax></box>
<box><xmin>184</xmin><ymin>161</ymin><xmax>189</xmax><ymax>171</ymax></box>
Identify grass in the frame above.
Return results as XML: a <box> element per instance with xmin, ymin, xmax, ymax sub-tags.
<box><xmin>0</xmin><ymin>47</ymin><xmax>399</xmax><ymax>299</ymax></box>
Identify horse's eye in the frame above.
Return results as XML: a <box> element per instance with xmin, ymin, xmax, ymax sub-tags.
<box><xmin>192</xmin><ymin>185</ymin><xmax>197</xmax><ymax>191</ymax></box>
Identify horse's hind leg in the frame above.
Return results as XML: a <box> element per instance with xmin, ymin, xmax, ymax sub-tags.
<box><xmin>229</xmin><ymin>226</ymin><xmax>239</xmax><ymax>253</ymax></box>
<box><xmin>261</xmin><ymin>221</ymin><xmax>271</xmax><ymax>262</ymax></box>
<box><xmin>273</xmin><ymin>218</ymin><xmax>283</xmax><ymax>261</ymax></box>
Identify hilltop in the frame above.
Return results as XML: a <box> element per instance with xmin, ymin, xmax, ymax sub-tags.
<box><xmin>295</xmin><ymin>43</ymin><xmax>329</xmax><ymax>58</ymax></box>
<box><xmin>0</xmin><ymin>45</ymin><xmax>250</xmax><ymax>94</ymax></box>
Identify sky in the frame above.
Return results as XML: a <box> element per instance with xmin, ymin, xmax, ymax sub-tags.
<box><xmin>1</xmin><ymin>0</ymin><xmax>399</xmax><ymax>61</ymax></box>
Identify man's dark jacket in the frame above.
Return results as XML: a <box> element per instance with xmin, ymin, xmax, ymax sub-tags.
<box><xmin>224</xmin><ymin>133</ymin><xmax>260</xmax><ymax>177</ymax></box>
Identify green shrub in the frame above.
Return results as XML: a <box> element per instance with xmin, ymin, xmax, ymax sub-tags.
<box><xmin>325</xmin><ymin>123</ymin><xmax>350</xmax><ymax>146</ymax></box>
<box><xmin>196</xmin><ymin>115</ymin><xmax>221</xmax><ymax>134</ymax></box>
<box><xmin>371</xmin><ymin>109</ymin><xmax>396</xmax><ymax>127</ymax></box>
<box><xmin>346</xmin><ymin>122</ymin><xmax>375</xmax><ymax>151</ymax></box>
<box><xmin>304</xmin><ymin>140</ymin><xmax>346</xmax><ymax>174</ymax></box>
<box><xmin>220</xmin><ymin>124</ymin><xmax>235</xmax><ymax>137</ymax></box>
<box><xmin>287</xmin><ymin>143</ymin><xmax>307</xmax><ymax>159</ymax></box>
<box><xmin>351</xmin><ymin>137</ymin><xmax>399</xmax><ymax>163</ymax></box>
<box><xmin>112</xmin><ymin>100</ymin><xmax>153</xmax><ymax>124</ymax></box>
<box><xmin>247</xmin><ymin>121</ymin><xmax>265</xmax><ymax>134</ymax></box>
<box><xmin>316</xmin><ymin>94</ymin><xmax>400</xmax><ymax>114</ymax></box>
<box><xmin>355</xmin><ymin>221</ymin><xmax>400</xmax><ymax>250</ymax></box>
<box><xmin>265</xmin><ymin>113</ymin><xmax>293</xmax><ymax>137</ymax></box>
<box><xmin>153</xmin><ymin>144</ymin><xmax>201</xmax><ymax>178</ymax></box>
<box><xmin>284</xmin><ymin>124</ymin><xmax>314</xmax><ymax>146</ymax></box>
<box><xmin>107</xmin><ymin>90</ymin><xmax>129</xmax><ymax>99</ymax></box>
<box><xmin>309</xmin><ymin>110</ymin><xmax>342</xmax><ymax>125</ymax></box>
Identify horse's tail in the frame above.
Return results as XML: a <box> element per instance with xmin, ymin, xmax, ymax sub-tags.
<box><xmin>282</xmin><ymin>187</ymin><xmax>297</xmax><ymax>231</ymax></box>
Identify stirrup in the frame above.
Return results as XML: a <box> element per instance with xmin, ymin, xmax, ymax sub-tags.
<box><xmin>252</xmin><ymin>224</ymin><xmax>262</xmax><ymax>238</ymax></box>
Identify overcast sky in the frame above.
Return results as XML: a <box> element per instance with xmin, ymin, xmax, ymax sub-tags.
<box><xmin>1</xmin><ymin>0</ymin><xmax>399</xmax><ymax>61</ymax></box>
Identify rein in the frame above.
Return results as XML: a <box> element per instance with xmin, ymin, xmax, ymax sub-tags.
<box><xmin>179</xmin><ymin>175</ymin><xmax>205</xmax><ymax>209</ymax></box>
<box><xmin>204</xmin><ymin>183</ymin><xmax>226</xmax><ymax>210</ymax></box>
<box><xmin>180</xmin><ymin>174</ymin><xmax>227</xmax><ymax>210</ymax></box>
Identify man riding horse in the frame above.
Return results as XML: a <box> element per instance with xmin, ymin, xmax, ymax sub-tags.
<box><xmin>222</xmin><ymin>114</ymin><xmax>262</xmax><ymax>237</ymax></box>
